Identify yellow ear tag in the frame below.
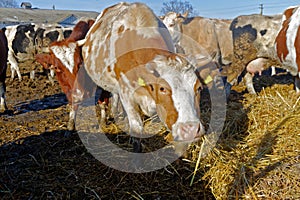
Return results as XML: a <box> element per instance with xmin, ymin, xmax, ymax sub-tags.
<box><xmin>138</xmin><ymin>77</ymin><xmax>146</xmax><ymax>86</ymax></box>
<box><xmin>204</xmin><ymin>75</ymin><xmax>213</xmax><ymax>84</ymax></box>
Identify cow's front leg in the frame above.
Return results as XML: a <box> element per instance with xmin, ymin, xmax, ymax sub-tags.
<box><xmin>95</xmin><ymin>101</ymin><xmax>107</xmax><ymax>132</ymax></box>
<box><xmin>8</xmin><ymin>52</ymin><xmax>21</xmax><ymax>81</ymax></box>
<box><xmin>126</xmin><ymin>110</ymin><xmax>144</xmax><ymax>153</ymax></box>
<box><xmin>67</xmin><ymin>104</ymin><xmax>77</xmax><ymax>131</ymax></box>
<box><xmin>295</xmin><ymin>73</ymin><xmax>300</xmax><ymax>94</ymax></box>
<box><xmin>0</xmin><ymin>81</ymin><xmax>6</xmax><ymax>112</ymax></box>
<box><xmin>244</xmin><ymin>72</ymin><xmax>256</xmax><ymax>94</ymax></box>
<box><xmin>119</xmin><ymin>93</ymin><xmax>144</xmax><ymax>153</ymax></box>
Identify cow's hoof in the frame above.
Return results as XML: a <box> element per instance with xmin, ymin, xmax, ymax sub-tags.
<box><xmin>0</xmin><ymin>107</ymin><xmax>5</xmax><ymax>113</ymax></box>
<box><xmin>67</xmin><ymin>120</ymin><xmax>75</xmax><ymax>131</ymax></box>
<box><xmin>133</xmin><ymin>139</ymin><xmax>142</xmax><ymax>153</ymax></box>
<box><xmin>0</xmin><ymin>105</ymin><xmax>6</xmax><ymax>113</ymax></box>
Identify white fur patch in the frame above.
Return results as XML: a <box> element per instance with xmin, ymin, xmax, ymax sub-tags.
<box><xmin>0</xmin><ymin>97</ymin><xmax>5</xmax><ymax>106</ymax></box>
<box><xmin>51</xmin><ymin>42</ymin><xmax>77</xmax><ymax>74</ymax></box>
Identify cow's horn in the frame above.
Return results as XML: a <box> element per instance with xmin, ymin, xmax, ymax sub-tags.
<box><xmin>77</xmin><ymin>39</ymin><xmax>86</xmax><ymax>46</ymax></box>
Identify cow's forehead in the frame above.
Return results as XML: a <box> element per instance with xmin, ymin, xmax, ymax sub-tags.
<box><xmin>151</xmin><ymin>55</ymin><xmax>198</xmax><ymax>89</ymax></box>
<box><xmin>165</xmin><ymin>12</ymin><xmax>177</xmax><ymax>19</ymax></box>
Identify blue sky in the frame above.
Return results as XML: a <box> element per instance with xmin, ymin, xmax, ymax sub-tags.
<box><xmin>21</xmin><ymin>0</ymin><xmax>299</xmax><ymax>19</ymax></box>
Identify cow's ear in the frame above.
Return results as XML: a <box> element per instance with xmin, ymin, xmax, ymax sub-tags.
<box><xmin>159</xmin><ymin>15</ymin><xmax>165</xmax><ymax>20</ymax></box>
<box><xmin>50</xmin><ymin>65</ymin><xmax>61</xmax><ymax>73</ymax></box>
<box><xmin>55</xmin><ymin>67</ymin><xmax>61</xmax><ymax>73</ymax></box>
<box><xmin>182</xmin><ymin>11</ymin><xmax>189</xmax><ymax>19</ymax></box>
<box><xmin>172</xmin><ymin>54</ymin><xmax>191</xmax><ymax>68</ymax></box>
<box><xmin>77</xmin><ymin>39</ymin><xmax>86</xmax><ymax>46</ymax></box>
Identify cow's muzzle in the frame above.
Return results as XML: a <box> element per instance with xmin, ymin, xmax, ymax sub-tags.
<box><xmin>173</xmin><ymin>122</ymin><xmax>205</xmax><ymax>142</ymax></box>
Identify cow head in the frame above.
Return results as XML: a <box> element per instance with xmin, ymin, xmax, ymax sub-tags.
<box><xmin>35</xmin><ymin>53</ymin><xmax>55</xmax><ymax>70</ymax></box>
<box><xmin>138</xmin><ymin>54</ymin><xmax>204</xmax><ymax>142</ymax></box>
<box><xmin>159</xmin><ymin>12</ymin><xmax>188</xmax><ymax>45</ymax></box>
<box><xmin>160</xmin><ymin>11</ymin><xmax>188</xmax><ymax>29</ymax></box>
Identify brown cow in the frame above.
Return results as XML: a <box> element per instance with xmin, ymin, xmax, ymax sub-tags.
<box><xmin>160</xmin><ymin>12</ymin><xmax>221</xmax><ymax>63</ymax></box>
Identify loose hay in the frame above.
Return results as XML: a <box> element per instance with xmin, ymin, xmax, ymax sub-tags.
<box><xmin>191</xmin><ymin>82</ymin><xmax>300</xmax><ymax>200</ymax></box>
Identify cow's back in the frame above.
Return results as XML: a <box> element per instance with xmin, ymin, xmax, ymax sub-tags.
<box><xmin>82</xmin><ymin>2</ymin><xmax>175</xmax><ymax>92</ymax></box>
<box><xmin>225</xmin><ymin>14</ymin><xmax>282</xmax><ymax>83</ymax></box>
<box><xmin>180</xmin><ymin>17</ymin><xmax>220</xmax><ymax>60</ymax></box>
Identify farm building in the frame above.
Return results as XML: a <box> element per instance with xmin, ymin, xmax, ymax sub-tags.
<box><xmin>20</xmin><ymin>2</ymin><xmax>32</xmax><ymax>9</ymax></box>
<box><xmin>0</xmin><ymin>6</ymin><xmax>99</xmax><ymax>28</ymax></box>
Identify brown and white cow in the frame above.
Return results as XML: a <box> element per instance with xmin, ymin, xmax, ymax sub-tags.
<box><xmin>79</xmin><ymin>2</ymin><xmax>205</xmax><ymax>146</ymax></box>
<box><xmin>223</xmin><ymin>14</ymin><xmax>283</xmax><ymax>94</ymax></box>
<box><xmin>160</xmin><ymin>12</ymin><xmax>233</xmax><ymax>98</ymax></box>
<box><xmin>35</xmin><ymin>19</ymin><xmax>101</xmax><ymax>130</ymax></box>
<box><xmin>275</xmin><ymin>5</ymin><xmax>300</xmax><ymax>93</ymax></box>
<box><xmin>0</xmin><ymin>28</ymin><xmax>8</xmax><ymax>112</ymax></box>
<box><xmin>160</xmin><ymin>12</ymin><xmax>234</xmax><ymax>66</ymax></box>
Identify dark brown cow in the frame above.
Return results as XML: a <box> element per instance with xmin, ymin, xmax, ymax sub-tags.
<box><xmin>275</xmin><ymin>6</ymin><xmax>300</xmax><ymax>93</ymax></box>
<box><xmin>0</xmin><ymin>28</ymin><xmax>8</xmax><ymax>112</ymax></box>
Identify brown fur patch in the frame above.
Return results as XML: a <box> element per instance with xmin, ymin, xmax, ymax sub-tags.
<box><xmin>276</xmin><ymin>11</ymin><xmax>291</xmax><ymax>62</ymax></box>
<box><xmin>118</xmin><ymin>25</ymin><xmax>124</xmax><ymax>34</ymax></box>
<box><xmin>145</xmin><ymin>81</ymin><xmax>178</xmax><ymax>130</ymax></box>
<box><xmin>284</xmin><ymin>7</ymin><xmax>296</xmax><ymax>20</ymax></box>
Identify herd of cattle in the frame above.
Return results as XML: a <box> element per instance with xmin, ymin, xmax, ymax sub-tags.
<box><xmin>0</xmin><ymin>2</ymin><xmax>300</xmax><ymax>151</ymax></box>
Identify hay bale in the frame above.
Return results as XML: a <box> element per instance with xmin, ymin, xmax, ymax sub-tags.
<box><xmin>190</xmin><ymin>83</ymin><xmax>300</xmax><ymax>199</ymax></box>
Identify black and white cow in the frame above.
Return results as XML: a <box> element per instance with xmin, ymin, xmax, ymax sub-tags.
<box><xmin>5</xmin><ymin>23</ymin><xmax>72</xmax><ymax>80</ymax></box>
<box><xmin>223</xmin><ymin>14</ymin><xmax>283</xmax><ymax>94</ymax></box>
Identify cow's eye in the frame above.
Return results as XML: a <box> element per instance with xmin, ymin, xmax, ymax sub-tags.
<box><xmin>160</xmin><ymin>87</ymin><xmax>166</xmax><ymax>93</ymax></box>
<box><xmin>197</xmin><ymin>86</ymin><xmax>202</xmax><ymax>92</ymax></box>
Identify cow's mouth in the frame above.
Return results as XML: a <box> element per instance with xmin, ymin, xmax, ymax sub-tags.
<box><xmin>173</xmin><ymin>122</ymin><xmax>205</xmax><ymax>142</ymax></box>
